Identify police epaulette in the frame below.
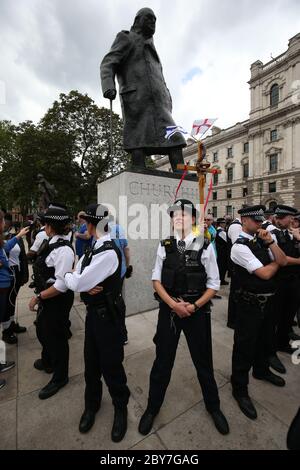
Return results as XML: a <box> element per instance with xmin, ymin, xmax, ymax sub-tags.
<box><xmin>235</xmin><ymin>237</ymin><xmax>249</xmax><ymax>245</ymax></box>
<box><xmin>103</xmin><ymin>241</ymin><xmax>115</xmax><ymax>249</ymax></box>
<box><xmin>161</xmin><ymin>238</ymin><xmax>176</xmax><ymax>252</ymax></box>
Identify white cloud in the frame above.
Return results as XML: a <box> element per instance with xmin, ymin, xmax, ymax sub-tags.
<box><xmin>0</xmin><ymin>0</ymin><xmax>300</xmax><ymax>131</ymax></box>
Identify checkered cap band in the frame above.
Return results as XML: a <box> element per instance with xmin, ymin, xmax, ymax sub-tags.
<box><xmin>44</xmin><ymin>215</ymin><xmax>70</xmax><ymax>221</ymax></box>
<box><xmin>241</xmin><ymin>208</ymin><xmax>264</xmax><ymax>217</ymax></box>
<box><xmin>275</xmin><ymin>207</ymin><xmax>296</xmax><ymax>216</ymax></box>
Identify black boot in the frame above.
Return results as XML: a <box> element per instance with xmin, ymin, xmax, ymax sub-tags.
<box><xmin>38</xmin><ymin>378</ymin><xmax>68</xmax><ymax>400</ymax></box>
<box><xmin>111</xmin><ymin>407</ymin><xmax>127</xmax><ymax>443</ymax></box>
<box><xmin>269</xmin><ymin>354</ymin><xmax>286</xmax><ymax>374</ymax></box>
<box><xmin>79</xmin><ymin>409</ymin><xmax>97</xmax><ymax>434</ymax></box>
<box><xmin>209</xmin><ymin>409</ymin><xmax>230</xmax><ymax>435</ymax></box>
<box><xmin>138</xmin><ymin>409</ymin><xmax>157</xmax><ymax>435</ymax></box>
<box><xmin>11</xmin><ymin>321</ymin><xmax>27</xmax><ymax>334</ymax></box>
<box><xmin>233</xmin><ymin>394</ymin><xmax>257</xmax><ymax>420</ymax></box>
<box><xmin>2</xmin><ymin>325</ymin><xmax>18</xmax><ymax>344</ymax></box>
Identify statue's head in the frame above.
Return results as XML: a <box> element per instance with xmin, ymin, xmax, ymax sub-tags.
<box><xmin>132</xmin><ymin>8</ymin><xmax>156</xmax><ymax>38</ymax></box>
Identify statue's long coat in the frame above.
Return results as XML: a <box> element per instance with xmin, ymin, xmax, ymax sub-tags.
<box><xmin>101</xmin><ymin>30</ymin><xmax>186</xmax><ymax>154</ymax></box>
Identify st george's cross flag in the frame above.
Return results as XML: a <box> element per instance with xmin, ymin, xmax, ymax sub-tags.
<box><xmin>191</xmin><ymin>118</ymin><xmax>217</xmax><ymax>140</ymax></box>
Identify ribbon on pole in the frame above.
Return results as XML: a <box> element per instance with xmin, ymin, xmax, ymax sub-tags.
<box><xmin>174</xmin><ymin>161</ymin><xmax>189</xmax><ymax>201</ymax></box>
<box><xmin>204</xmin><ymin>168</ymin><xmax>218</xmax><ymax>213</ymax></box>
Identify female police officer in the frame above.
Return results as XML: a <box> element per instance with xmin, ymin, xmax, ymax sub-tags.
<box><xmin>29</xmin><ymin>205</ymin><xmax>75</xmax><ymax>400</ymax></box>
<box><xmin>138</xmin><ymin>199</ymin><xmax>229</xmax><ymax>436</ymax></box>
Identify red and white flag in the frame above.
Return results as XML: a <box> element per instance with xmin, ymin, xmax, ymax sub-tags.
<box><xmin>191</xmin><ymin>118</ymin><xmax>217</xmax><ymax>140</ymax></box>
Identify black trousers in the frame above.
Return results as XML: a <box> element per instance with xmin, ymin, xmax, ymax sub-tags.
<box><xmin>231</xmin><ymin>296</ymin><xmax>274</xmax><ymax>397</ymax></box>
<box><xmin>275</xmin><ymin>278</ymin><xmax>300</xmax><ymax>350</ymax></box>
<box><xmin>227</xmin><ymin>274</ymin><xmax>239</xmax><ymax>329</ymax></box>
<box><xmin>147</xmin><ymin>303</ymin><xmax>220</xmax><ymax>414</ymax></box>
<box><xmin>36</xmin><ymin>290</ymin><xmax>74</xmax><ymax>383</ymax></box>
<box><xmin>217</xmin><ymin>251</ymin><xmax>228</xmax><ymax>283</ymax></box>
<box><xmin>84</xmin><ymin>305</ymin><xmax>130</xmax><ymax>412</ymax></box>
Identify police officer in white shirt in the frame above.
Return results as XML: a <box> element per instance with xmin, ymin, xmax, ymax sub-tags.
<box><xmin>226</xmin><ymin>217</ymin><xmax>242</xmax><ymax>329</ymax></box>
<box><xmin>29</xmin><ymin>205</ymin><xmax>75</xmax><ymax>400</ymax></box>
<box><xmin>138</xmin><ymin>199</ymin><xmax>229</xmax><ymax>436</ymax></box>
<box><xmin>261</xmin><ymin>208</ymin><xmax>277</xmax><ymax>231</ymax></box>
<box><xmin>64</xmin><ymin>204</ymin><xmax>130</xmax><ymax>443</ymax></box>
<box><xmin>230</xmin><ymin>205</ymin><xmax>287</xmax><ymax>421</ymax></box>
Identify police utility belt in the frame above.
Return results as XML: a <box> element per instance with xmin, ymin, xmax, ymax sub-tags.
<box><xmin>237</xmin><ymin>289</ymin><xmax>275</xmax><ymax>308</ymax></box>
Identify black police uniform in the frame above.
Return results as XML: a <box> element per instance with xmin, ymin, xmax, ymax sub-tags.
<box><xmin>271</xmin><ymin>205</ymin><xmax>300</xmax><ymax>352</ymax></box>
<box><xmin>231</xmin><ymin>235</ymin><xmax>278</xmax><ymax>396</ymax></box>
<box><xmin>147</xmin><ymin>235</ymin><xmax>221</xmax><ymax>415</ymax></box>
<box><xmin>33</xmin><ymin>237</ymin><xmax>74</xmax><ymax>384</ymax></box>
<box><xmin>79</xmin><ymin>241</ymin><xmax>130</xmax><ymax>413</ymax></box>
<box><xmin>215</xmin><ymin>221</ymin><xmax>228</xmax><ymax>284</ymax></box>
<box><xmin>226</xmin><ymin>219</ymin><xmax>242</xmax><ymax>329</ymax></box>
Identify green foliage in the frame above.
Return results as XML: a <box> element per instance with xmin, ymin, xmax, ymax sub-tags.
<box><xmin>0</xmin><ymin>91</ymin><xmax>129</xmax><ymax>215</ymax></box>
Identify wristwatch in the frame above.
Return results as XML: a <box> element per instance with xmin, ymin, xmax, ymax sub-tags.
<box><xmin>36</xmin><ymin>293</ymin><xmax>42</xmax><ymax>301</ymax></box>
<box><xmin>266</xmin><ymin>239</ymin><xmax>275</xmax><ymax>247</ymax></box>
<box><xmin>193</xmin><ymin>303</ymin><xmax>201</xmax><ymax>312</ymax></box>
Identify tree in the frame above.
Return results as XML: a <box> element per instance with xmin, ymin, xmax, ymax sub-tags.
<box><xmin>0</xmin><ymin>90</ymin><xmax>128</xmax><ymax>216</ymax></box>
<box><xmin>41</xmin><ymin>90</ymin><xmax>129</xmax><ymax>204</ymax></box>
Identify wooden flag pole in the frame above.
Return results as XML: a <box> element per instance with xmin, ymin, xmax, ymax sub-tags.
<box><xmin>177</xmin><ymin>140</ymin><xmax>222</xmax><ymax>232</ymax></box>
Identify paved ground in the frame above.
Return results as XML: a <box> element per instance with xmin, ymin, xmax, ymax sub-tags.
<box><xmin>1</xmin><ymin>281</ymin><xmax>299</xmax><ymax>450</ymax></box>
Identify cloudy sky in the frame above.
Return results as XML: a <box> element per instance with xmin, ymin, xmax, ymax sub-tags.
<box><xmin>1</xmin><ymin>0</ymin><xmax>300</xmax><ymax>131</ymax></box>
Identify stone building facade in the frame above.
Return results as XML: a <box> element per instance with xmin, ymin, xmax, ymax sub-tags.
<box><xmin>156</xmin><ymin>33</ymin><xmax>300</xmax><ymax>218</ymax></box>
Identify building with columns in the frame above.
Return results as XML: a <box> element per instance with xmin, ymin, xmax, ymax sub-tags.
<box><xmin>156</xmin><ymin>33</ymin><xmax>300</xmax><ymax>218</ymax></box>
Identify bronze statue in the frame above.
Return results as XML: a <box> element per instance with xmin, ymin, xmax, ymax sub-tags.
<box><xmin>37</xmin><ymin>174</ymin><xmax>58</xmax><ymax>210</ymax></box>
<box><xmin>100</xmin><ymin>7</ymin><xmax>186</xmax><ymax>172</ymax></box>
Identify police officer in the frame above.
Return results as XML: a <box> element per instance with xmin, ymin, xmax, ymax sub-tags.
<box><xmin>261</xmin><ymin>208</ymin><xmax>276</xmax><ymax>231</ymax></box>
<box><xmin>230</xmin><ymin>205</ymin><xmax>287</xmax><ymax>420</ymax></box>
<box><xmin>226</xmin><ymin>216</ymin><xmax>242</xmax><ymax>329</ymax></box>
<box><xmin>138</xmin><ymin>199</ymin><xmax>229</xmax><ymax>436</ymax></box>
<box><xmin>270</xmin><ymin>205</ymin><xmax>300</xmax><ymax>356</ymax></box>
<box><xmin>216</xmin><ymin>218</ymin><xmax>228</xmax><ymax>285</ymax></box>
<box><xmin>64</xmin><ymin>204</ymin><xmax>130</xmax><ymax>443</ymax></box>
<box><xmin>29</xmin><ymin>205</ymin><xmax>75</xmax><ymax>399</ymax></box>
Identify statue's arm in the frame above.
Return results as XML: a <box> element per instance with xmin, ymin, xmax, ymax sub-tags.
<box><xmin>100</xmin><ymin>31</ymin><xmax>133</xmax><ymax>99</ymax></box>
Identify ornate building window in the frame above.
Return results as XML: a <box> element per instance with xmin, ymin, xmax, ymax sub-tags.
<box><xmin>227</xmin><ymin>167</ymin><xmax>233</xmax><ymax>183</ymax></box>
<box><xmin>213</xmin><ymin>191</ymin><xmax>217</xmax><ymax>200</ymax></box>
<box><xmin>243</xmin><ymin>162</ymin><xmax>249</xmax><ymax>178</ymax></box>
<box><xmin>243</xmin><ymin>187</ymin><xmax>248</xmax><ymax>197</ymax></box>
<box><xmin>213</xmin><ymin>152</ymin><xmax>218</xmax><ymax>162</ymax></box>
<box><xmin>212</xmin><ymin>206</ymin><xmax>218</xmax><ymax>218</ymax></box>
<box><xmin>227</xmin><ymin>189</ymin><xmax>232</xmax><ymax>199</ymax></box>
<box><xmin>213</xmin><ymin>172</ymin><xmax>219</xmax><ymax>185</ymax></box>
<box><xmin>269</xmin><ymin>154</ymin><xmax>278</xmax><ymax>173</ymax></box>
<box><xmin>270</xmin><ymin>84</ymin><xmax>279</xmax><ymax>107</ymax></box>
<box><xmin>243</xmin><ymin>142</ymin><xmax>249</xmax><ymax>153</ymax></box>
<box><xmin>226</xmin><ymin>205</ymin><xmax>232</xmax><ymax>216</ymax></box>
<box><xmin>270</xmin><ymin>129</ymin><xmax>277</xmax><ymax>142</ymax></box>
<box><xmin>227</xmin><ymin>147</ymin><xmax>233</xmax><ymax>158</ymax></box>
<box><xmin>269</xmin><ymin>182</ymin><xmax>277</xmax><ymax>193</ymax></box>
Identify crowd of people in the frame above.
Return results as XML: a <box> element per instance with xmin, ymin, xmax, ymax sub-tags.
<box><xmin>0</xmin><ymin>200</ymin><xmax>299</xmax><ymax>449</ymax></box>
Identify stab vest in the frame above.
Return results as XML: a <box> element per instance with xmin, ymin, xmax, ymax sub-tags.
<box><xmin>233</xmin><ymin>236</ymin><xmax>276</xmax><ymax>293</ymax></box>
<box><xmin>261</xmin><ymin>220</ymin><xmax>271</xmax><ymax>230</ymax></box>
<box><xmin>32</xmin><ymin>238</ymin><xmax>74</xmax><ymax>293</ymax></box>
<box><xmin>226</xmin><ymin>220</ymin><xmax>242</xmax><ymax>252</ymax></box>
<box><xmin>80</xmin><ymin>240</ymin><xmax>122</xmax><ymax>306</ymax></box>
<box><xmin>271</xmin><ymin>228</ymin><xmax>300</xmax><ymax>280</ymax></box>
<box><xmin>161</xmin><ymin>236</ymin><xmax>209</xmax><ymax>297</ymax></box>
<box><xmin>216</xmin><ymin>228</ymin><xmax>227</xmax><ymax>252</ymax></box>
